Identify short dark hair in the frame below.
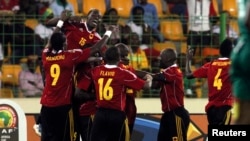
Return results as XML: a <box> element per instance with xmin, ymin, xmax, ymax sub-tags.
<box><xmin>131</xmin><ymin>6</ymin><xmax>144</xmax><ymax>15</ymax></box>
<box><xmin>102</xmin><ymin>8</ymin><xmax>118</xmax><ymax>23</ymax></box>
<box><xmin>162</xmin><ymin>48</ymin><xmax>177</xmax><ymax>60</ymax></box>
<box><xmin>50</xmin><ymin>32</ymin><xmax>66</xmax><ymax>51</ymax></box>
<box><xmin>104</xmin><ymin>46</ymin><xmax>120</xmax><ymax>64</ymax></box>
<box><xmin>87</xmin><ymin>9</ymin><xmax>100</xmax><ymax>16</ymax></box>
<box><xmin>104</xmin><ymin>8</ymin><xmax>118</xmax><ymax>16</ymax></box>
<box><xmin>115</xmin><ymin>43</ymin><xmax>128</xmax><ymax>51</ymax></box>
<box><xmin>115</xmin><ymin>43</ymin><xmax>129</xmax><ymax>56</ymax></box>
<box><xmin>220</xmin><ymin>38</ymin><xmax>233</xmax><ymax>57</ymax></box>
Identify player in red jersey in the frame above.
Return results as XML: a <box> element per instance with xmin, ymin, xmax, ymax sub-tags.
<box><xmin>185</xmin><ymin>38</ymin><xmax>234</xmax><ymax>125</ymax></box>
<box><xmin>46</xmin><ymin>9</ymin><xmax>102</xmax><ymax>50</ymax></box>
<box><xmin>46</xmin><ymin>9</ymin><xmax>107</xmax><ymax>92</ymax></box>
<box><xmin>151</xmin><ymin>48</ymin><xmax>190</xmax><ymax>141</ymax></box>
<box><xmin>116</xmin><ymin>43</ymin><xmax>137</xmax><ymax>137</ymax></box>
<box><xmin>40</xmin><ymin>13</ymin><xmax>113</xmax><ymax>140</ymax></box>
<box><xmin>89</xmin><ymin>46</ymin><xmax>152</xmax><ymax>141</ymax></box>
<box><xmin>46</xmin><ymin>9</ymin><xmax>107</xmax><ymax>94</ymax></box>
<box><xmin>46</xmin><ymin>9</ymin><xmax>115</xmax><ymax>141</ymax></box>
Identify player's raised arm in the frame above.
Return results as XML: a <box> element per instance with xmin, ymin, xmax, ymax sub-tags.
<box><xmin>46</xmin><ymin>10</ymin><xmax>72</xmax><ymax>26</ymax></box>
<box><xmin>185</xmin><ymin>48</ymin><xmax>195</xmax><ymax>79</ymax></box>
<box><xmin>87</xmin><ymin>25</ymin><xmax>116</xmax><ymax>54</ymax></box>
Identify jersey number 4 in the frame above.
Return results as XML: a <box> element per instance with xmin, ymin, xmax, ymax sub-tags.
<box><xmin>213</xmin><ymin>68</ymin><xmax>222</xmax><ymax>90</ymax></box>
<box><xmin>98</xmin><ymin>78</ymin><xmax>114</xmax><ymax>100</ymax></box>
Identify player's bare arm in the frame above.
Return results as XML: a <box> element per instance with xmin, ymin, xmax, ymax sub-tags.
<box><xmin>185</xmin><ymin>48</ymin><xmax>195</xmax><ymax>79</ymax></box>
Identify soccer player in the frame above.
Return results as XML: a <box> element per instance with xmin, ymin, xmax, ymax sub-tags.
<box><xmin>40</xmin><ymin>14</ymin><xmax>113</xmax><ymax>140</ymax></box>
<box><xmin>89</xmin><ymin>46</ymin><xmax>152</xmax><ymax>141</ymax></box>
<box><xmin>186</xmin><ymin>38</ymin><xmax>234</xmax><ymax>125</ymax></box>
<box><xmin>47</xmin><ymin>9</ymin><xmax>115</xmax><ymax>141</ymax></box>
<box><xmin>151</xmin><ymin>48</ymin><xmax>190</xmax><ymax>141</ymax></box>
<box><xmin>230</xmin><ymin>0</ymin><xmax>250</xmax><ymax>124</ymax></box>
<box><xmin>116</xmin><ymin>43</ymin><xmax>137</xmax><ymax>136</ymax></box>
<box><xmin>46</xmin><ymin>9</ymin><xmax>104</xmax><ymax>50</ymax></box>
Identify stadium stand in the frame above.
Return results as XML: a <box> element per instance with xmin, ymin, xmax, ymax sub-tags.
<box><xmin>153</xmin><ymin>41</ymin><xmax>176</xmax><ymax>52</ymax></box>
<box><xmin>222</xmin><ymin>0</ymin><xmax>238</xmax><ymax>18</ymax></box>
<box><xmin>83</xmin><ymin>0</ymin><xmax>106</xmax><ymax>16</ymax></box>
<box><xmin>160</xmin><ymin>19</ymin><xmax>187</xmax><ymax>41</ymax></box>
<box><xmin>1</xmin><ymin>64</ymin><xmax>22</xmax><ymax>86</ymax></box>
<box><xmin>0</xmin><ymin>88</ymin><xmax>14</xmax><ymax>98</ymax></box>
<box><xmin>110</xmin><ymin>0</ymin><xmax>134</xmax><ymax>18</ymax></box>
<box><xmin>68</xmin><ymin>0</ymin><xmax>81</xmax><ymax>15</ymax></box>
<box><xmin>24</xmin><ymin>19</ymin><xmax>39</xmax><ymax>30</ymax></box>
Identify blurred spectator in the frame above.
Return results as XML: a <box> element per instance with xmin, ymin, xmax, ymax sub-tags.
<box><xmin>19</xmin><ymin>0</ymin><xmax>38</xmax><ymax>18</ymax></box>
<box><xmin>133</xmin><ymin>0</ymin><xmax>160</xmax><ymax>31</ymax></box>
<box><xmin>186</xmin><ymin>0</ymin><xmax>215</xmax><ymax>65</ymax></box>
<box><xmin>170</xmin><ymin>3</ymin><xmax>187</xmax><ymax>16</ymax></box>
<box><xmin>0</xmin><ymin>0</ymin><xmax>20</xmax><ymax>11</ymax></box>
<box><xmin>19</xmin><ymin>55</ymin><xmax>44</xmax><ymax>97</ymax></box>
<box><xmin>34</xmin><ymin>8</ymin><xmax>54</xmax><ymax>45</ymax></box>
<box><xmin>165</xmin><ymin>0</ymin><xmax>187</xmax><ymax>33</ymax></box>
<box><xmin>134</xmin><ymin>0</ymin><xmax>169</xmax><ymax>14</ymax></box>
<box><xmin>165</xmin><ymin>0</ymin><xmax>187</xmax><ymax>15</ymax></box>
<box><xmin>97</xmin><ymin>8</ymin><xmax>122</xmax><ymax>47</ymax></box>
<box><xmin>10</xmin><ymin>11</ymin><xmax>43</xmax><ymax>64</ymax></box>
<box><xmin>126</xmin><ymin>6</ymin><xmax>164</xmax><ymax>48</ymax></box>
<box><xmin>121</xmin><ymin>20</ymin><xmax>160</xmax><ymax>72</ymax></box>
<box><xmin>0</xmin><ymin>10</ymin><xmax>14</xmax><ymax>68</ymax></box>
<box><xmin>50</xmin><ymin>0</ymin><xmax>75</xmax><ymax>18</ymax></box>
<box><xmin>120</xmin><ymin>25</ymin><xmax>132</xmax><ymax>45</ymax></box>
<box><xmin>127</xmin><ymin>32</ymin><xmax>150</xmax><ymax>71</ymax></box>
<box><xmin>37</xmin><ymin>0</ymin><xmax>51</xmax><ymax>18</ymax></box>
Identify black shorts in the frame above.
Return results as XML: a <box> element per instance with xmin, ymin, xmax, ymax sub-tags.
<box><xmin>206</xmin><ymin>105</ymin><xmax>232</xmax><ymax>125</ymax></box>
<box><xmin>90</xmin><ymin>108</ymin><xmax>129</xmax><ymax>141</ymax></box>
<box><xmin>158</xmin><ymin>107</ymin><xmax>190</xmax><ymax>141</ymax></box>
<box><xmin>79</xmin><ymin>115</ymin><xmax>94</xmax><ymax>141</ymax></box>
<box><xmin>41</xmin><ymin>105</ymin><xmax>75</xmax><ymax>141</ymax></box>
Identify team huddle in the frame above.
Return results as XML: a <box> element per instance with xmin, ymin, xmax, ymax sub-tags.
<box><xmin>38</xmin><ymin>1</ymin><xmax>250</xmax><ymax>140</ymax></box>
<box><xmin>39</xmin><ymin>9</ymin><xmax>152</xmax><ymax>141</ymax></box>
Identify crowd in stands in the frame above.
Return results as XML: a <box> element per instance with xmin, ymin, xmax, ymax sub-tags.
<box><xmin>0</xmin><ymin>0</ymin><xmax>239</xmax><ymax>98</ymax></box>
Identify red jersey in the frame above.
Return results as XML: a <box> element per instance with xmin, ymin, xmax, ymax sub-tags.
<box><xmin>75</xmin><ymin>63</ymin><xmax>93</xmax><ymax>90</ymax></box>
<box><xmin>119</xmin><ymin>63</ymin><xmax>137</xmax><ymax>124</ymax></box>
<box><xmin>159</xmin><ymin>64</ymin><xmax>185</xmax><ymax>112</ymax></box>
<box><xmin>62</xmin><ymin>21</ymin><xmax>104</xmax><ymax>115</ymax></box>
<box><xmin>79</xmin><ymin>101</ymin><xmax>97</xmax><ymax>116</ymax></box>
<box><xmin>118</xmin><ymin>63</ymin><xmax>136</xmax><ymax>97</ymax></box>
<box><xmin>91</xmin><ymin>65</ymin><xmax>145</xmax><ymax>111</ymax></box>
<box><xmin>77</xmin><ymin>63</ymin><xmax>97</xmax><ymax>116</ymax></box>
<box><xmin>193</xmin><ymin>58</ymin><xmax>233</xmax><ymax>112</ymax></box>
<box><xmin>62</xmin><ymin>21</ymin><xmax>106</xmax><ymax>89</ymax></box>
<box><xmin>0</xmin><ymin>0</ymin><xmax>19</xmax><ymax>10</ymax></box>
<box><xmin>62</xmin><ymin>21</ymin><xmax>101</xmax><ymax>50</ymax></box>
<box><xmin>40</xmin><ymin>48</ymin><xmax>91</xmax><ymax>107</ymax></box>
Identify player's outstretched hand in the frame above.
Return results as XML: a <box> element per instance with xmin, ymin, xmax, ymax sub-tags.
<box><xmin>86</xmin><ymin>56</ymin><xmax>103</xmax><ymax>63</ymax></box>
<box><xmin>143</xmin><ymin>74</ymin><xmax>153</xmax><ymax>88</ymax></box>
<box><xmin>60</xmin><ymin>10</ymin><xmax>72</xmax><ymax>22</ymax></box>
<box><xmin>187</xmin><ymin>48</ymin><xmax>194</xmax><ymax>60</ymax></box>
<box><xmin>144</xmin><ymin>74</ymin><xmax>152</xmax><ymax>81</ymax></box>
<box><xmin>105</xmin><ymin>25</ymin><xmax>118</xmax><ymax>32</ymax></box>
